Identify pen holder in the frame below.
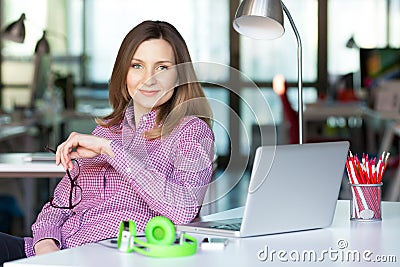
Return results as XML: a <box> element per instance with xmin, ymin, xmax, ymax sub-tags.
<box><xmin>350</xmin><ymin>183</ymin><xmax>382</xmax><ymax>221</ymax></box>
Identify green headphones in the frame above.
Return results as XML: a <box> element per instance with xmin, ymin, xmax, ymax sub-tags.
<box><xmin>117</xmin><ymin>216</ymin><xmax>197</xmax><ymax>258</ymax></box>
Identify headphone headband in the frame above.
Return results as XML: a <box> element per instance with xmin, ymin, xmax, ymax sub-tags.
<box><xmin>132</xmin><ymin>233</ymin><xmax>197</xmax><ymax>257</ymax></box>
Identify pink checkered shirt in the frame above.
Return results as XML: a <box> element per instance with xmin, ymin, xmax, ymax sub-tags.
<box><xmin>24</xmin><ymin>107</ymin><xmax>214</xmax><ymax>256</ymax></box>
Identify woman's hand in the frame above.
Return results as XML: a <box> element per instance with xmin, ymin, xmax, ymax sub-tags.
<box><xmin>34</xmin><ymin>239</ymin><xmax>60</xmax><ymax>255</ymax></box>
<box><xmin>56</xmin><ymin>132</ymin><xmax>114</xmax><ymax>170</ymax></box>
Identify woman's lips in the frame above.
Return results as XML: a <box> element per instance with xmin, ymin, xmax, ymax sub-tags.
<box><xmin>139</xmin><ymin>90</ymin><xmax>159</xmax><ymax>97</ymax></box>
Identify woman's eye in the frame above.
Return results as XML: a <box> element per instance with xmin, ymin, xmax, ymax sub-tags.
<box><xmin>157</xmin><ymin>65</ymin><xmax>168</xmax><ymax>71</ymax></box>
<box><xmin>131</xmin><ymin>63</ymin><xmax>142</xmax><ymax>69</ymax></box>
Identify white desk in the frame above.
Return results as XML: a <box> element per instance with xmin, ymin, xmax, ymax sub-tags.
<box><xmin>5</xmin><ymin>201</ymin><xmax>400</xmax><ymax>266</ymax></box>
<box><xmin>303</xmin><ymin>102</ymin><xmax>400</xmax><ymax>152</ymax></box>
<box><xmin>0</xmin><ymin>125</ymin><xmax>30</xmax><ymax>142</ymax></box>
<box><xmin>0</xmin><ymin>118</ymin><xmax>38</xmax><ymax>152</ymax></box>
<box><xmin>302</xmin><ymin>101</ymin><xmax>373</xmax><ymax>157</ymax></box>
<box><xmin>303</xmin><ymin>102</ymin><xmax>367</xmax><ymax>121</ymax></box>
<box><xmin>0</xmin><ymin>153</ymin><xmax>65</xmax><ymax>234</ymax></box>
<box><xmin>303</xmin><ymin>101</ymin><xmax>366</xmax><ymax>141</ymax></box>
<box><xmin>0</xmin><ymin>153</ymin><xmax>64</xmax><ymax>178</ymax></box>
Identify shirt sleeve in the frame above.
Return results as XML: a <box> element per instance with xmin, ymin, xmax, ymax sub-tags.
<box><xmin>105</xmin><ymin>117</ymin><xmax>215</xmax><ymax>224</ymax></box>
<box><xmin>29</xmin><ymin>125</ymin><xmax>111</xmax><ymax>251</ymax></box>
<box><xmin>30</xmin><ymin>170</ymin><xmax>76</xmax><ymax>249</ymax></box>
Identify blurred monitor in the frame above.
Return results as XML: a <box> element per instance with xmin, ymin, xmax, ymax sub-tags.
<box><xmin>30</xmin><ymin>54</ymin><xmax>52</xmax><ymax>109</ymax></box>
<box><xmin>360</xmin><ymin>48</ymin><xmax>400</xmax><ymax>89</ymax></box>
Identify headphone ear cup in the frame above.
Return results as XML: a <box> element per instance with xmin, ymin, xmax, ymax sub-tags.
<box><xmin>145</xmin><ymin>216</ymin><xmax>176</xmax><ymax>246</ymax></box>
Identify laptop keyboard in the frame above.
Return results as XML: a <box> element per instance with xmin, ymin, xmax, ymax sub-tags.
<box><xmin>211</xmin><ymin>222</ymin><xmax>241</xmax><ymax>231</ymax></box>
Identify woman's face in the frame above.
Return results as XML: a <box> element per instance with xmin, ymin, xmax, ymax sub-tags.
<box><xmin>126</xmin><ymin>38</ymin><xmax>177</xmax><ymax>115</ymax></box>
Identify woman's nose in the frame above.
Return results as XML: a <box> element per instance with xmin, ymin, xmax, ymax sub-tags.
<box><xmin>143</xmin><ymin>69</ymin><xmax>157</xmax><ymax>86</ymax></box>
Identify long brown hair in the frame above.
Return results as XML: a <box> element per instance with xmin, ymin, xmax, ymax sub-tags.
<box><xmin>97</xmin><ymin>20</ymin><xmax>212</xmax><ymax>139</ymax></box>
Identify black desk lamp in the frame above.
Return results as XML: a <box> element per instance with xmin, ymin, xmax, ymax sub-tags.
<box><xmin>3</xmin><ymin>13</ymin><xmax>50</xmax><ymax>54</ymax></box>
<box><xmin>2</xmin><ymin>13</ymin><xmax>26</xmax><ymax>43</ymax></box>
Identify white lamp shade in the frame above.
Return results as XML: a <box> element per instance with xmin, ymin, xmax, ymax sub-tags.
<box><xmin>233</xmin><ymin>0</ymin><xmax>285</xmax><ymax>40</ymax></box>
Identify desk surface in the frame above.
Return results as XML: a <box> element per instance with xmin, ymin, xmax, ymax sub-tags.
<box><xmin>5</xmin><ymin>200</ymin><xmax>400</xmax><ymax>266</ymax></box>
<box><xmin>0</xmin><ymin>153</ymin><xmax>64</xmax><ymax>178</ymax></box>
<box><xmin>0</xmin><ymin>117</ymin><xmax>39</xmax><ymax>141</ymax></box>
<box><xmin>0</xmin><ymin>153</ymin><xmax>65</xmax><ymax>234</ymax></box>
<box><xmin>304</xmin><ymin>102</ymin><xmax>366</xmax><ymax>120</ymax></box>
<box><xmin>304</xmin><ymin>101</ymin><xmax>400</xmax><ymax>121</ymax></box>
<box><xmin>0</xmin><ymin>125</ymin><xmax>30</xmax><ymax>142</ymax></box>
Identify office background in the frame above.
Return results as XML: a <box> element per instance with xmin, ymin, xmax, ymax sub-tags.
<box><xmin>1</xmin><ymin>0</ymin><xmax>399</xmax><ymax>162</ymax></box>
<box><xmin>0</xmin><ymin>0</ymin><xmax>400</xmax><ymax>234</ymax></box>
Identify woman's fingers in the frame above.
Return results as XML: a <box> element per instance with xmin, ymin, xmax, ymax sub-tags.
<box><xmin>57</xmin><ymin>132</ymin><xmax>79</xmax><ymax>170</ymax></box>
<box><xmin>56</xmin><ymin>132</ymin><xmax>110</xmax><ymax>170</ymax></box>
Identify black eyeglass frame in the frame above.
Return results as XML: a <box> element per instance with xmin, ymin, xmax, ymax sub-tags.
<box><xmin>45</xmin><ymin>145</ymin><xmax>82</xmax><ymax>210</ymax></box>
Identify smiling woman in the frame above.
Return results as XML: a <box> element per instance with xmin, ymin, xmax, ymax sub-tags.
<box><xmin>126</xmin><ymin>39</ymin><xmax>178</xmax><ymax>126</ymax></box>
<box><xmin>0</xmin><ymin>20</ymin><xmax>215</xmax><ymax>265</ymax></box>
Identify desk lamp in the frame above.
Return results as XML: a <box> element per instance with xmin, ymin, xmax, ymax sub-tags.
<box><xmin>34</xmin><ymin>31</ymin><xmax>50</xmax><ymax>54</ymax></box>
<box><xmin>233</xmin><ymin>0</ymin><xmax>303</xmax><ymax>144</ymax></box>
<box><xmin>2</xmin><ymin>13</ymin><xmax>26</xmax><ymax>43</ymax></box>
<box><xmin>2</xmin><ymin>13</ymin><xmax>50</xmax><ymax>54</ymax></box>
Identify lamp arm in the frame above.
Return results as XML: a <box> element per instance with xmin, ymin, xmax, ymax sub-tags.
<box><xmin>282</xmin><ymin>2</ymin><xmax>303</xmax><ymax>144</ymax></box>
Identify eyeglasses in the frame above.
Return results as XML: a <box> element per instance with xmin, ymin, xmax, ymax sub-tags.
<box><xmin>45</xmin><ymin>145</ymin><xmax>82</xmax><ymax>210</ymax></box>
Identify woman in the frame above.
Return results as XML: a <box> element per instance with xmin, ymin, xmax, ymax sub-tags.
<box><xmin>0</xmin><ymin>20</ymin><xmax>214</xmax><ymax>264</ymax></box>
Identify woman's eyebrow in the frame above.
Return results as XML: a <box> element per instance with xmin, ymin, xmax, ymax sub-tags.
<box><xmin>131</xmin><ymin>58</ymin><xmax>174</xmax><ymax>64</ymax></box>
<box><xmin>157</xmin><ymin>61</ymin><xmax>174</xmax><ymax>65</ymax></box>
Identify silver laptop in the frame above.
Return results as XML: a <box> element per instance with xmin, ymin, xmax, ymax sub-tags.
<box><xmin>177</xmin><ymin>141</ymin><xmax>349</xmax><ymax>237</ymax></box>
